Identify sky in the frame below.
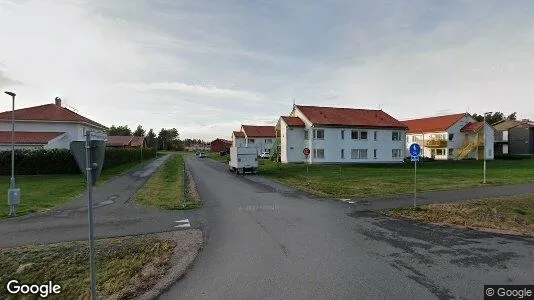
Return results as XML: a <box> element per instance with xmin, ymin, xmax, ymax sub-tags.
<box><xmin>1</xmin><ymin>0</ymin><xmax>533</xmax><ymax>140</ymax></box>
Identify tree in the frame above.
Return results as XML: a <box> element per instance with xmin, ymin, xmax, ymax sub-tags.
<box><xmin>146</xmin><ymin>129</ymin><xmax>157</xmax><ymax>148</ymax></box>
<box><xmin>507</xmin><ymin>112</ymin><xmax>517</xmax><ymax>121</ymax></box>
<box><xmin>133</xmin><ymin>125</ymin><xmax>146</xmax><ymax>137</ymax></box>
<box><xmin>107</xmin><ymin>125</ymin><xmax>132</xmax><ymax>136</ymax></box>
<box><xmin>157</xmin><ymin>128</ymin><xmax>181</xmax><ymax>150</ymax></box>
<box><xmin>471</xmin><ymin>112</ymin><xmax>505</xmax><ymax>124</ymax></box>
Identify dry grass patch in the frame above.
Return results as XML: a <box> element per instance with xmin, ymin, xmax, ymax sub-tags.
<box><xmin>386</xmin><ymin>194</ymin><xmax>534</xmax><ymax>235</ymax></box>
<box><xmin>0</xmin><ymin>236</ymin><xmax>175</xmax><ymax>300</ymax></box>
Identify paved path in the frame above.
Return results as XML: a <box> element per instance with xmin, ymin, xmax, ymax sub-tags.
<box><xmin>161</xmin><ymin>157</ymin><xmax>534</xmax><ymax>300</ymax></box>
<box><xmin>0</xmin><ymin>154</ymin><xmax>202</xmax><ymax>248</ymax></box>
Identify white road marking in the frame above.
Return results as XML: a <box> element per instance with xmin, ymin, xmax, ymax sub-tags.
<box><xmin>174</xmin><ymin>219</ymin><xmax>191</xmax><ymax>228</ymax></box>
<box><xmin>340</xmin><ymin>198</ymin><xmax>351</xmax><ymax>202</ymax></box>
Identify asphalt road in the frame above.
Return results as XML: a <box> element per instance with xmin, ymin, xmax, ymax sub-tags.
<box><xmin>0</xmin><ymin>154</ymin><xmax>201</xmax><ymax>248</ymax></box>
<box><xmin>161</xmin><ymin>157</ymin><xmax>534</xmax><ymax>300</ymax></box>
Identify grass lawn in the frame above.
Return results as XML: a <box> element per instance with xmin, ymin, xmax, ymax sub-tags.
<box><xmin>0</xmin><ymin>236</ymin><xmax>175</xmax><ymax>300</ymax></box>
<box><xmin>206</xmin><ymin>151</ymin><xmax>229</xmax><ymax>162</ymax></box>
<box><xmin>385</xmin><ymin>194</ymin><xmax>534</xmax><ymax>236</ymax></box>
<box><xmin>136</xmin><ymin>154</ymin><xmax>201</xmax><ymax>210</ymax></box>
<box><xmin>0</xmin><ymin>159</ymin><xmax>153</xmax><ymax>219</ymax></box>
<box><xmin>259</xmin><ymin>158</ymin><xmax>534</xmax><ymax>199</ymax></box>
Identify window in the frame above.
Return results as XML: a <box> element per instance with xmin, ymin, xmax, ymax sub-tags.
<box><xmin>313</xmin><ymin>148</ymin><xmax>325</xmax><ymax>159</ymax></box>
<box><xmin>341</xmin><ymin>130</ymin><xmax>345</xmax><ymax>140</ymax></box>
<box><xmin>373</xmin><ymin>149</ymin><xmax>377</xmax><ymax>159</ymax></box>
<box><xmin>351</xmin><ymin>130</ymin><xmax>359</xmax><ymax>139</ymax></box>
<box><xmin>313</xmin><ymin>129</ymin><xmax>324</xmax><ymax>139</ymax></box>
<box><xmin>436</xmin><ymin>149</ymin><xmax>445</xmax><ymax>155</ymax></box>
<box><xmin>448</xmin><ymin>148</ymin><xmax>454</xmax><ymax>156</ymax></box>
<box><xmin>392</xmin><ymin>149</ymin><xmax>402</xmax><ymax>158</ymax></box>
<box><xmin>392</xmin><ymin>132</ymin><xmax>401</xmax><ymax>141</ymax></box>
<box><xmin>374</xmin><ymin>131</ymin><xmax>378</xmax><ymax>140</ymax></box>
<box><xmin>304</xmin><ymin>130</ymin><xmax>309</xmax><ymax>140</ymax></box>
<box><xmin>341</xmin><ymin>149</ymin><xmax>345</xmax><ymax>159</ymax></box>
<box><xmin>248</xmin><ymin>139</ymin><xmax>255</xmax><ymax>143</ymax></box>
<box><xmin>351</xmin><ymin>149</ymin><xmax>368</xmax><ymax>159</ymax></box>
<box><xmin>360</xmin><ymin>131</ymin><xmax>368</xmax><ymax>140</ymax></box>
<box><xmin>412</xmin><ymin>136</ymin><xmax>416</xmax><ymax>142</ymax></box>
<box><xmin>265</xmin><ymin>139</ymin><xmax>272</xmax><ymax>143</ymax></box>
<box><xmin>448</xmin><ymin>133</ymin><xmax>454</xmax><ymax>141</ymax></box>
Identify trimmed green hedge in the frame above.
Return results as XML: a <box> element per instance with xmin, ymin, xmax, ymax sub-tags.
<box><xmin>0</xmin><ymin>148</ymin><xmax>157</xmax><ymax>175</ymax></box>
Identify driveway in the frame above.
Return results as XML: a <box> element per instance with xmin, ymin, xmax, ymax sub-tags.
<box><xmin>161</xmin><ymin>157</ymin><xmax>534</xmax><ymax>300</ymax></box>
<box><xmin>0</xmin><ymin>154</ymin><xmax>203</xmax><ymax>248</ymax></box>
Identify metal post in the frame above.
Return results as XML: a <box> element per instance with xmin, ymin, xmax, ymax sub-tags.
<box><xmin>414</xmin><ymin>160</ymin><xmax>417</xmax><ymax>207</ymax></box>
<box><xmin>483</xmin><ymin>114</ymin><xmax>487</xmax><ymax>184</ymax></box>
<box><xmin>6</xmin><ymin>92</ymin><xmax>16</xmax><ymax>217</ymax></box>
<box><xmin>306</xmin><ymin>162</ymin><xmax>309</xmax><ymax>185</ymax></box>
<box><xmin>85</xmin><ymin>132</ymin><xmax>97</xmax><ymax>300</ymax></box>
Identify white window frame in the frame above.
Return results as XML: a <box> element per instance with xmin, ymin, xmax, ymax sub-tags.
<box><xmin>304</xmin><ymin>130</ymin><xmax>309</xmax><ymax>140</ymax></box>
<box><xmin>351</xmin><ymin>149</ymin><xmax>368</xmax><ymax>159</ymax></box>
<box><xmin>360</xmin><ymin>131</ymin><xmax>368</xmax><ymax>140</ymax></box>
<box><xmin>351</xmin><ymin>130</ymin><xmax>359</xmax><ymax>140</ymax></box>
<box><xmin>313</xmin><ymin>129</ymin><xmax>324</xmax><ymax>140</ymax></box>
<box><xmin>313</xmin><ymin>148</ymin><xmax>325</xmax><ymax>159</ymax></box>
<box><xmin>341</xmin><ymin>130</ymin><xmax>345</xmax><ymax>140</ymax></box>
<box><xmin>392</xmin><ymin>132</ymin><xmax>401</xmax><ymax>141</ymax></box>
<box><xmin>392</xmin><ymin>149</ymin><xmax>402</xmax><ymax>158</ymax></box>
<box><xmin>374</xmin><ymin>131</ymin><xmax>378</xmax><ymax>141</ymax></box>
<box><xmin>341</xmin><ymin>149</ymin><xmax>345</xmax><ymax>159</ymax></box>
<box><xmin>373</xmin><ymin>149</ymin><xmax>377</xmax><ymax>159</ymax></box>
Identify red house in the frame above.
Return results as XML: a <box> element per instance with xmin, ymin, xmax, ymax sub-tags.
<box><xmin>210</xmin><ymin>138</ymin><xmax>231</xmax><ymax>153</ymax></box>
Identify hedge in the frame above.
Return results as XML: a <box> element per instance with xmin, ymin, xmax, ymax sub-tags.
<box><xmin>0</xmin><ymin>148</ymin><xmax>157</xmax><ymax>175</ymax></box>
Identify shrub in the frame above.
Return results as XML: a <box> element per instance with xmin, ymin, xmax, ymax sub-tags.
<box><xmin>0</xmin><ymin>148</ymin><xmax>157</xmax><ymax>175</ymax></box>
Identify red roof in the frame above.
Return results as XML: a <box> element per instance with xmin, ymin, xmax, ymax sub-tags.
<box><xmin>281</xmin><ymin>116</ymin><xmax>305</xmax><ymax>127</ymax></box>
<box><xmin>106</xmin><ymin>136</ymin><xmax>146</xmax><ymax>147</ymax></box>
<box><xmin>241</xmin><ymin>125</ymin><xmax>276</xmax><ymax>137</ymax></box>
<box><xmin>403</xmin><ymin>113</ymin><xmax>466</xmax><ymax>134</ymax></box>
<box><xmin>295</xmin><ymin>105</ymin><xmax>407</xmax><ymax>128</ymax></box>
<box><xmin>233</xmin><ymin>131</ymin><xmax>245</xmax><ymax>138</ymax></box>
<box><xmin>460</xmin><ymin>122</ymin><xmax>484</xmax><ymax>133</ymax></box>
<box><xmin>130</xmin><ymin>136</ymin><xmax>146</xmax><ymax>147</ymax></box>
<box><xmin>0</xmin><ymin>103</ymin><xmax>106</xmax><ymax>129</ymax></box>
<box><xmin>0</xmin><ymin>131</ymin><xmax>64</xmax><ymax>145</ymax></box>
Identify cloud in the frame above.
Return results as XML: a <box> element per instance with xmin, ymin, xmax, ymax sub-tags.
<box><xmin>117</xmin><ymin>82</ymin><xmax>263</xmax><ymax>102</ymax></box>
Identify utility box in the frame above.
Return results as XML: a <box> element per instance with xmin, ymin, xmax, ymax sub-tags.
<box><xmin>8</xmin><ymin>188</ymin><xmax>20</xmax><ymax>205</ymax></box>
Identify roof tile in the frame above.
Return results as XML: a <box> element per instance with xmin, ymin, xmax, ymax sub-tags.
<box><xmin>0</xmin><ymin>131</ymin><xmax>64</xmax><ymax>144</ymax></box>
<box><xmin>281</xmin><ymin>116</ymin><xmax>305</xmax><ymax>127</ymax></box>
<box><xmin>403</xmin><ymin>113</ymin><xmax>466</xmax><ymax>133</ymax></box>
<box><xmin>241</xmin><ymin>125</ymin><xmax>276</xmax><ymax>137</ymax></box>
<box><xmin>295</xmin><ymin>105</ymin><xmax>407</xmax><ymax>128</ymax></box>
<box><xmin>0</xmin><ymin>103</ymin><xmax>106</xmax><ymax>129</ymax></box>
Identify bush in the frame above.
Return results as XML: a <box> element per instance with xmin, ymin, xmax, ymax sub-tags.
<box><xmin>0</xmin><ymin>148</ymin><xmax>157</xmax><ymax>175</ymax></box>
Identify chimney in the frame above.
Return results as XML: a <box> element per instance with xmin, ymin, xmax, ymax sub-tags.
<box><xmin>55</xmin><ymin>97</ymin><xmax>61</xmax><ymax>107</ymax></box>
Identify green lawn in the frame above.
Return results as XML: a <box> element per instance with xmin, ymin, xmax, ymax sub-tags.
<box><xmin>207</xmin><ymin>151</ymin><xmax>229</xmax><ymax>162</ymax></box>
<box><xmin>0</xmin><ymin>160</ymin><xmax>154</xmax><ymax>219</ymax></box>
<box><xmin>136</xmin><ymin>154</ymin><xmax>201</xmax><ymax>210</ymax></box>
<box><xmin>0</xmin><ymin>236</ymin><xmax>175</xmax><ymax>300</ymax></box>
<box><xmin>386</xmin><ymin>194</ymin><xmax>534</xmax><ymax>236</ymax></box>
<box><xmin>259</xmin><ymin>158</ymin><xmax>534</xmax><ymax>199</ymax></box>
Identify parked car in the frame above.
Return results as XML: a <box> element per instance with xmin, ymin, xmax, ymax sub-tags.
<box><xmin>198</xmin><ymin>152</ymin><xmax>206</xmax><ymax>158</ymax></box>
<box><xmin>259</xmin><ymin>151</ymin><xmax>270</xmax><ymax>159</ymax></box>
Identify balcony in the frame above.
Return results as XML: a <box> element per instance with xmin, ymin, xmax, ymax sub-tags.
<box><xmin>425</xmin><ymin>139</ymin><xmax>447</xmax><ymax>148</ymax></box>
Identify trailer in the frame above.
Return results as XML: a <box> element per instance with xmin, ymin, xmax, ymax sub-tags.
<box><xmin>229</xmin><ymin>146</ymin><xmax>258</xmax><ymax>175</ymax></box>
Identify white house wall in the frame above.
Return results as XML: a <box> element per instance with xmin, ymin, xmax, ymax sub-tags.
<box><xmin>233</xmin><ymin>137</ymin><xmax>246</xmax><ymax>147</ymax></box>
<box><xmin>0</xmin><ymin>121</ymin><xmax>104</xmax><ymax>150</ymax></box>
<box><xmin>245</xmin><ymin>136</ymin><xmax>275</xmax><ymax>155</ymax></box>
<box><xmin>280</xmin><ymin>120</ymin><xmax>306</xmax><ymax>163</ymax></box>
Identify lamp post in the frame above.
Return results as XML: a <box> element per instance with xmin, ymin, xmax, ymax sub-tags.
<box><xmin>4</xmin><ymin>91</ymin><xmax>19</xmax><ymax>216</ymax></box>
<box><xmin>483</xmin><ymin>112</ymin><xmax>490</xmax><ymax>184</ymax></box>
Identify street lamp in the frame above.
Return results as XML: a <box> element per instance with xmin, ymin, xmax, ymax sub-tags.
<box><xmin>483</xmin><ymin>112</ymin><xmax>491</xmax><ymax>184</ymax></box>
<box><xmin>4</xmin><ymin>91</ymin><xmax>20</xmax><ymax>216</ymax></box>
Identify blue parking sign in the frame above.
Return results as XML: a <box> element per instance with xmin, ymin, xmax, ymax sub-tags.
<box><xmin>409</xmin><ymin>143</ymin><xmax>421</xmax><ymax>157</ymax></box>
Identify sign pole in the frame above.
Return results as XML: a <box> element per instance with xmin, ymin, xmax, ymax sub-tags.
<box><xmin>414</xmin><ymin>160</ymin><xmax>417</xmax><ymax>207</ymax></box>
<box><xmin>85</xmin><ymin>132</ymin><xmax>97</xmax><ymax>300</ymax></box>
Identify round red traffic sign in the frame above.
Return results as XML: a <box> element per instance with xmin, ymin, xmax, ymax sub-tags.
<box><xmin>303</xmin><ymin>148</ymin><xmax>310</xmax><ymax>156</ymax></box>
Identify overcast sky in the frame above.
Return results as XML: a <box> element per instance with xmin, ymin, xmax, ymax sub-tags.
<box><xmin>1</xmin><ymin>0</ymin><xmax>533</xmax><ymax>140</ymax></box>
